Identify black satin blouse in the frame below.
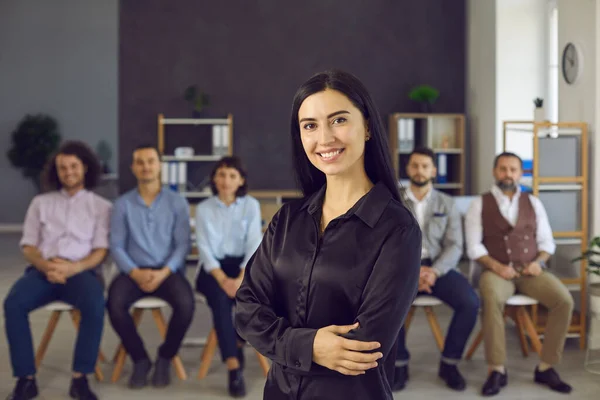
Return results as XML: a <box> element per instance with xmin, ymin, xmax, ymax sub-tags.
<box><xmin>235</xmin><ymin>182</ymin><xmax>421</xmax><ymax>400</ymax></box>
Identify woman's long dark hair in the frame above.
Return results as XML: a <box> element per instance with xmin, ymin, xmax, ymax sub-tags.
<box><xmin>42</xmin><ymin>140</ymin><xmax>101</xmax><ymax>191</ymax></box>
<box><xmin>290</xmin><ymin>69</ymin><xmax>401</xmax><ymax>203</ymax></box>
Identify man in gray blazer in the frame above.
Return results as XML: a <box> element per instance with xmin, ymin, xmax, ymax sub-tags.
<box><xmin>392</xmin><ymin>147</ymin><xmax>479</xmax><ymax>392</ymax></box>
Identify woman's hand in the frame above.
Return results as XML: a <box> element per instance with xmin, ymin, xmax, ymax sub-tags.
<box><xmin>220</xmin><ymin>278</ymin><xmax>239</xmax><ymax>298</ymax></box>
<box><xmin>312</xmin><ymin>322</ymin><xmax>383</xmax><ymax>376</ymax></box>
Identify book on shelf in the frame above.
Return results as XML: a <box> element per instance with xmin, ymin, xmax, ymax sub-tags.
<box><xmin>436</xmin><ymin>153</ymin><xmax>448</xmax><ymax>183</ymax></box>
<box><xmin>397</xmin><ymin>118</ymin><xmax>415</xmax><ymax>153</ymax></box>
<box><xmin>212</xmin><ymin>125</ymin><xmax>229</xmax><ymax>156</ymax></box>
<box><xmin>161</xmin><ymin>161</ymin><xmax>187</xmax><ymax>192</ymax></box>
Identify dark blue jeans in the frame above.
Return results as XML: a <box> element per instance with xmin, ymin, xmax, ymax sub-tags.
<box><xmin>196</xmin><ymin>256</ymin><xmax>244</xmax><ymax>362</ymax></box>
<box><xmin>3</xmin><ymin>267</ymin><xmax>105</xmax><ymax>377</ymax></box>
<box><xmin>396</xmin><ymin>269</ymin><xmax>479</xmax><ymax>364</ymax></box>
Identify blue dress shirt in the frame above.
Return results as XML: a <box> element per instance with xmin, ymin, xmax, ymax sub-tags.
<box><xmin>110</xmin><ymin>187</ymin><xmax>191</xmax><ymax>274</ymax></box>
<box><xmin>195</xmin><ymin>195</ymin><xmax>263</xmax><ymax>273</ymax></box>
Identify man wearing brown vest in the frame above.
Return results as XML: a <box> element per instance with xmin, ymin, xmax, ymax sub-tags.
<box><xmin>465</xmin><ymin>152</ymin><xmax>573</xmax><ymax>396</ymax></box>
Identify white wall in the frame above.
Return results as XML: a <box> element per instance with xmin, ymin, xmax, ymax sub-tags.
<box><xmin>468</xmin><ymin>0</ymin><xmax>551</xmax><ymax>194</ymax></box>
<box><xmin>0</xmin><ymin>0</ymin><xmax>118</xmax><ymax>224</ymax></box>
<box><xmin>467</xmin><ymin>0</ymin><xmax>497</xmax><ymax>193</ymax></box>
<box><xmin>557</xmin><ymin>0</ymin><xmax>598</xmax><ymax>236</ymax></box>
<box><xmin>496</xmin><ymin>0</ymin><xmax>548</xmax><ymax>161</ymax></box>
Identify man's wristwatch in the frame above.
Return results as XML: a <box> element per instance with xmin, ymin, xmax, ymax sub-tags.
<box><xmin>536</xmin><ymin>259</ymin><xmax>548</xmax><ymax>269</ymax></box>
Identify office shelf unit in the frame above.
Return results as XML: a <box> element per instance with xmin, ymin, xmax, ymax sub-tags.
<box><xmin>157</xmin><ymin>113</ymin><xmax>233</xmax><ymax>262</ymax></box>
<box><xmin>503</xmin><ymin>120</ymin><xmax>589</xmax><ymax>349</ymax></box>
<box><xmin>388</xmin><ymin>113</ymin><xmax>466</xmax><ymax>195</ymax></box>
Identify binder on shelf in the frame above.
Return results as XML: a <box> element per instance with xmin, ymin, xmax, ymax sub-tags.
<box><xmin>168</xmin><ymin>162</ymin><xmax>178</xmax><ymax>191</ymax></box>
<box><xmin>178</xmin><ymin>162</ymin><xmax>187</xmax><ymax>192</ymax></box>
<box><xmin>212</xmin><ymin>125</ymin><xmax>222</xmax><ymax>156</ymax></box>
<box><xmin>397</xmin><ymin>118</ymin><xmax>414</xmax><ymax>153</ymax></box>
<box><xmin>161</xmin><ymin>162</ymin><xmax>169</xmax><ymax>185</ymax></box>
<box><xmin>436</xmin><ymin>153</ymin><xmax>448</xmax><ymax>183</ymax></box>
<box><xmin>221</xmin><ymin>125</ymin><xmax>229</xmax><ymax>155</ymax></box>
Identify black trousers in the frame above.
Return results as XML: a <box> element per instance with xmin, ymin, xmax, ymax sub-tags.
<box><xmin>107</xmin><ymin>268</ymin><xmax>195</xmax><ymax>362</ymax></box>
<box><xmin>196</xmin><ymin>256</ymin><xmax>244</xmax><ymax>362</ymax></box>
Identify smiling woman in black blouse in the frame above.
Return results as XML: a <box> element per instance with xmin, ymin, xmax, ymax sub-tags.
<box><xmin>234</xmin><ymin>69</ymin><xmax>421</xmax><ymax>400</ymax></box>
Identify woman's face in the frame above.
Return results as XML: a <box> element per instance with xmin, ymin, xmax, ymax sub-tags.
<box><xmin>213</xmin><ymin>166</ymin><xmax>244</xmax><ymax>198</ymax></box>
<box><xmin>298</xmin><ymin>89</ymin><xmax>369</xmax><ymax>178</ymax></box>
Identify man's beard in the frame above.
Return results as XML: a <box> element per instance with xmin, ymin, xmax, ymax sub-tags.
<box><xmin>409</xmin><ymin>176</ymin><xmax>431</xmax><ymax>187</ymax></box>
<box><xmin>61</xmin><ymin>179</ymin><xmax>83</xmax><ymax>190</ymax></box>
<box><xmin>496</xmin><ymin>179</ymin><xmax>517</xmax><ymax>191</ymax></box>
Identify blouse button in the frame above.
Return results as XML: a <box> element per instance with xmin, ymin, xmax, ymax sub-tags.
<box><xmin>504</xmin><ymin>236</ymin><xmax>508</xmax><ymax>241</ymax></box>
<box><xmin>507</xmin><ymin>249</ymin><xmax>512</xmax><ymax>254</ymax></box>
<box><xmin>524</xmin><ymin>248</ymin><xmax>529</xmax><ymax>253</ymax></box>
<box><xmin>524</xmin><ymin>235</ymin><xmax>529</xmax><ymax>240</ymax></box>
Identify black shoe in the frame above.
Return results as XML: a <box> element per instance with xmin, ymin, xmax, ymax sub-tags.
<box><xmin>237</xmin><ymin>346</ymin><xmax>245</xmax><ymax>371</ymax></box>
<box><xmin>391</xmin><ymin>365</ymin><xmax>409</xmax><ymax>392</ymax></box>
<box><xmin>69</xmin><ymin>376</ymin><xmax>98</xmax><ymax>400</ymax></box>
<box><xmin>438</xmin><ymin>362</ymin><xmax>466</xmax><ymax>391</ymax></box>
<box><xmin>6</xmin><ymin>377</ymin><xmax>38</xmax><ymax>400</ymax></box>
<box><xmin>534</xmin><ymin>367</ymin><xmax>572</xmax><ymax>394</ymax></box>
<box><xmin>151</xmin><ymin>356</ymin><xmax>171</xmax><ymax>388</ymax></box>
<box><xmin>481</xmin><ymin>370</ymin><xmax>508</xmax><ymax>396</ymax></box>
<box><xmin>128</xmin><ymin>358</ymin><xmax>152</xmax><ymax>389</ymax></box>
<box><xmin>228</xmin><ymin>369</ymin><xmax>246</xmax><ymax>398</ymax></box>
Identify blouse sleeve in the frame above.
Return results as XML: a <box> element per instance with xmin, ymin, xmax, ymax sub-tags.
<box><xmin>234</xmin><ymin>207</ymin><xmax>317</xmax><ymax>373</ymax></box>
<box><xmin>343</xmin><ymin>222</ymin><xmax>421</xmax><ymax>359</ymax></box>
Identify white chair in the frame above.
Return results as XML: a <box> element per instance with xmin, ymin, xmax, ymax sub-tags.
<box><xmin>181</xmin><ymin>293</ymin><xmax>211</xmax><ymax>347</ymax></box>
<box><xmin>35</xmin><ymin>301</ymin><xmax>106</xmax><ymax>381</ymax></box>
<box><xmin>404</xmin><ymin>295</ymin><xmax>445</xmax><ymax>351</ymax></box>
<box><xmin>106</xmin><ymin>263</ymin><xmax>187</xmax><ymax>382</ymax></box>
<box><xmin>110</xmin><ymin>296</ymin><xmax>188</xmax><ymax>382</ymax></box>
<box><xmin>465</xmin><ymin>261</ymin><xmax>542</xmax><ymax>360</ymax></box>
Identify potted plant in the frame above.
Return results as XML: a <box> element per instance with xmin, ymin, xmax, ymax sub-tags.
<box><xmin>7</xmin><ymin>114</ymin><xmax>61</xmax><ymax>191</ymax></box>
<box><xmin>409</xmin><ymin>84</ymin><xmax>439</xmax><ymax>113</ymax></box>
<box><xmin>96</xmin><ymin>139</ymin><xmax>112</xmax><ymax>174</ymax></box>
<box><xmin>184</xmin><ymin>85</ymin><xmax>210</xmax><ymax>117</ymax></box>
<box><xmin>572</xmin><ymin>236</ymin><xmax>600</xmax><ymax>298</ymax></box>
<box><xmin>533</xmin><ymin>97</ymin><xmax>545</xmax><ymax>122</ymax></box>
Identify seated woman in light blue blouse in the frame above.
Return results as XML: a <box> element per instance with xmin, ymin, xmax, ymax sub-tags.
<box><xmin>195</xmin><ymin>156</ymin><xmax>263</xmax><ymax>398</ymax></box>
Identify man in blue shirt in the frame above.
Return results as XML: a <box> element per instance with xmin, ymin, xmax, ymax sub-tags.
<box><xmin>107</xmin><ymin>145</ymin><xmax>194</xmax><ymax>389</ymax></box>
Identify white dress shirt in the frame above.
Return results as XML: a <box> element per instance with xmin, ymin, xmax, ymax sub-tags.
<box><xmin>406</xmin><ymin>186</ymin><xmax>432</xmax><ymax>259</ymax></box>
<box><xmin>465</xmin><ymin>185</ymin><xmax>555</xmax><ymax>261</ymax></box>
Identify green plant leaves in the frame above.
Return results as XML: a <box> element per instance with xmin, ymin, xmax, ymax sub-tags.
<box><xmin>7</xmin><ymin>114</ymin><xmax>61</xmax><ymax>183</ymax></box>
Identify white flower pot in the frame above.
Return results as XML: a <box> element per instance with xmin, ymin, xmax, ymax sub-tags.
<box><xmin>534</xmin><ymin>107</ymin><xmax>546</xmax><ymax>122</ymax></box>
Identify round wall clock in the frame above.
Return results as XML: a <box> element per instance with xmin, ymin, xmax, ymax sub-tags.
<box><xmin>561</xmin><ymin>42</ymin><xmax>581</xmax><ymax>85</ymax></box>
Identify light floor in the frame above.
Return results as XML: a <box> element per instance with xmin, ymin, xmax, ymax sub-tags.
<box><xmin>0</xmin><ymin>234</ymin><xmax>597</xmax><ymax>399</ymax></box>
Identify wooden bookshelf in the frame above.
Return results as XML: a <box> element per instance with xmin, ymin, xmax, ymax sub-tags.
<box><xmin>503</xmin><ymin>120</ymin><xmax>589</xmax><ymax>349</ymax></box>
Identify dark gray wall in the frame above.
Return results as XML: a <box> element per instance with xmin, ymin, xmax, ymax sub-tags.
<box><xmin>0</xmin><ymin>0</ymin><xmax>118</xmax><ymax>224</ymax></box>
<box><xmin>120</xmin><ymin>0</ymin><xmax>466</xmax><ymax>192</ymax></box>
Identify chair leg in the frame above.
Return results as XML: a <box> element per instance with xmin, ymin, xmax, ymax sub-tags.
<box><xmin>512</xmin><ymin>307</ymin><xmax>530</xmax><ymax>357</ymax></box>
<box><xmin>35</xmin><ymin>311</ymin><xmax>62</xmax><ymax>369</ymax></box>
<box><xmin>254</xmin><ymin>350</ymin><xmax>270</xmax><ymax>377</ymax></box>
<box><xmin>68</xmin><ymin>310</ymin><xmax>105</xmax><ymax>381</ymax></box>
<box><xmin>465</xmin><ymin>329</ymin><xmax>483</xmax><ymax>361</ymax></box>
<box><xmin>111</xmin><ymin>308</ymin><xmax>144</xmax><ymax>383</ymax></box>
<box><xmin>518</xmin><ymin>307</ymin><xmax>543</xmax><ymax>354</ymax></box>
<box><xmin>150</xmin><ymin>308</ymin><xmax>187</xmax><ymax>380</ymax></box>
<box><xmin>198</xmin><ymin>329</ymin><xmax>218</xmax><ymax>380</ymax></box>
<box><xmin>424</xmin><ymin>306</ymin><xmax>445</xmax><ymax>351</ymax></box>
<box><xmin>404</xmin><ymin>306</ymin><xmax>416</xmax><ymax>333</ymax></box>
